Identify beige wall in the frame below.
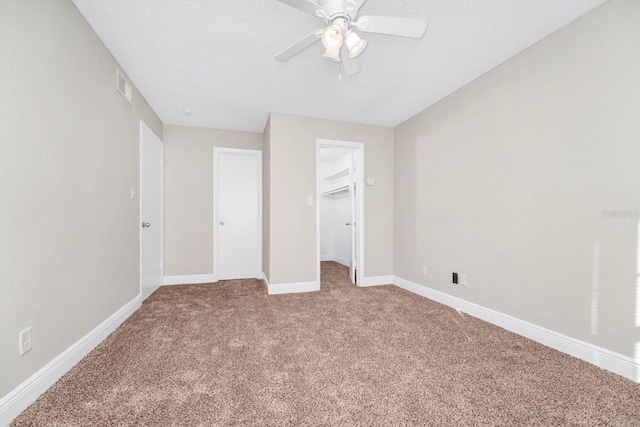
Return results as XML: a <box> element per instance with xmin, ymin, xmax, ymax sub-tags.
<box><xmin>0</xmin><ymin>0</ymin><xmax>162</xmax><ymax>398</ymax></box>
<box><xmin>394</xmin><ymin>0</ymin><xmax>640</xmax><ymax>358</ymax></box>
<box><xmin>262</xmin><ymin>118</ymin><xmax>271</xmax><ymax>282</ymax></box>
<box><xmin>268</xmin><ymin>114</ymin><xmax>394</xmax><ymax>285</ymax></box>
<box><xmin>163</xmin><ymin>125</ymin><xmax>263</xmax><ymax>276</ymax></box>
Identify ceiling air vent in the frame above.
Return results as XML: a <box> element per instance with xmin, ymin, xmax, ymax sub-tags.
<box><xmin>116</xmin><ymin>69</ymin><xmax>133</xmax><ymax>104</ymax></box>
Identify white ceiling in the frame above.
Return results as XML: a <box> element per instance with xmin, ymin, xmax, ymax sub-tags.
<box><xmin>72</xmin><ymin>0</ymin><xmax>608</xmax><ymax>133</ymax></box>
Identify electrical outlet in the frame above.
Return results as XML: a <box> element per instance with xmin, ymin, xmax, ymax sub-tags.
<box><xmin>452</xmin><ymin>272</ymin><xmax>458</xmax><ymax>284</ymax></box>
<box><xmin>19</xmin><ymin>327</ymin><xmax>32</xmax><ymax>356</ymax></box>
<box><xmin>420</xmin><ymin>265</ymin><xmax>427</xmax><ymax>275</ymax></box>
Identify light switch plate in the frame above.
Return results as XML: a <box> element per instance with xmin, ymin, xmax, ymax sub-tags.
<box><xmin>460</xmin><ymin>274</ymin><xmax>468</xmax><ymax>286</ymax></box>
<box><xmin>19</xmin><ymin>327</ymin><xmax>32</xmax><ymax>356</ymax></box>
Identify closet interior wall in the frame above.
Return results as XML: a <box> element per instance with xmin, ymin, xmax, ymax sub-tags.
<box><xmin>319</xmin><ymin>151</ymin><xmax>352</xmax><ymax>268</ymax></box>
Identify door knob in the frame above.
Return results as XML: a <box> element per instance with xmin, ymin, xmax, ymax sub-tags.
<box><xmin>142</xmin><ymin>222</ymin><xmax>151</xmax><ymax>228</ymax></box>
<box><xmin>345</xmin><ymin>222</ymin><xmax>351</xmax><ymax>226</ymax></box>
<box><xmin>220</xmin><ymin>221</ymin><xmax>225</xmax><ymax>226</ymax></box>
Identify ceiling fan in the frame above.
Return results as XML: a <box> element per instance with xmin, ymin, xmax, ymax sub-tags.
<box><xmin>275</xmin><ymin>0</ymin><xmax>428</xmax><ymax>77</ymax></box>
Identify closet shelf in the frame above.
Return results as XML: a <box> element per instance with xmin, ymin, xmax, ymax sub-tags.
<box><xmin>322</xmin><ymin>168</ymin><xmax>349</xmax><ymax>182</ymax></box>
<box><xmin>322</xmin><ymin>185</ymin><xmax>349</xmax><ymax>198</ymax></box>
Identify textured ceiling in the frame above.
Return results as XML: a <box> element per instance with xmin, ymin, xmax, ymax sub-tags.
<box><xmin>72</xmin><ymin>0</ymin><xmax>608</xmax><ymax>133</ymax></box>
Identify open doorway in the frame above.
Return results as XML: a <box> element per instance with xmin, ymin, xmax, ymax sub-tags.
<box><xmin>316</xmin><ymin>139</ymin><xmax>364</xmax><ymax>288</ymax></box>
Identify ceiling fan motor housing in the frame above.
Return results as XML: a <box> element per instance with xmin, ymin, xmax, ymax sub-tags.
<box><xmin>321</xmin><ymin>0</ymin><xmax>352</xmax><ymax>16</ymax></box>
<box><xmin>328</xmin><ymin>13</ymin><xmax>352</xmax><ymax>32</ymax></box>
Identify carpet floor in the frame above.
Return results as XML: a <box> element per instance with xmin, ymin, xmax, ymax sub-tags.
<box><xmin>12</xmin><ymin>262</ymin><xmax>640</xmax><ymax>426</ymax></box>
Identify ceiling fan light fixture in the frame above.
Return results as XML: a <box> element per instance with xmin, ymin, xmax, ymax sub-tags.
<box><xmin>322</xmin><ymin>46</ymin><xmax>342</xmax><ymax>62</ymax></box>
<box><xmin>321</xmin><ymin>25</ymin><xmax>344</xmax><ymax>49</ymax></box>
<box><xmin>344</xmin><ymin>30</ymin><xmax>367</xmax><ymax>58</ymax></box>
<box><xmin>321</xmin><ymin>25</ymin><xmax>344</xmax><ymax>62</ymax></box>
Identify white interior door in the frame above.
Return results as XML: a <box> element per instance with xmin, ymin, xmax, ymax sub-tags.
<box><xmin>214</xmin><ymin>149</ymin><xmax>261</xmax><ymax>280</ymax></box>
<box><xmin>350</xmin><ymin>153</ymin><xmax>357</xmax><ymax>284</ymax></box>
<box><xmin>140</xmin><ymin>122</ymin><xmax>163</xmax><ymax>300</ymax></box>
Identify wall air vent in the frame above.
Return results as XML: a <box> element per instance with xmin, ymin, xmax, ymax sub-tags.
<box><xmin>116</xmin><ymin>69</ymin><xmax>133</xmax><ymax>104</ymax></box>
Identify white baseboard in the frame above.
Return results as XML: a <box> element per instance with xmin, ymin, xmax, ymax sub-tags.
<box><xmin>333</xmin><ymin>256</ymin><xmax>350</xmax><ymax>267</ymax></box>
<box><xmin>141</xmin><ymin>285</ymin><xmax>159</xmax><ymax>301</ymax></box>
<box><xmin>267</xmin><ymin>280</ymin><xmax>320</xmax><ymax>295</ymax></box>
<box><xmin>320</xmin><ymin>255</ymin><xmax>350</xmax><ymax>267</ymax></box>
<box><xmin>0</xmin><ymin>296</ymin><xmax>141</xmax><ymax>426</ymax></box>
<box><xmin>393</xmin><ymin>276</ymin><xmax>639</xmax><ymax>383</ymax></box>
<box><xmin>264</xmin><ymin>269</ymin><xmax>321</xmax><ymax>295</ymax></box>
<box><xmin>163</xmin><ymin>274</ymin><xmax>217</xmax><ymax>286</ymax></box>
<box><xmin>359</xmin><ymin>275</ymin><xmax>393</xmax><ymax>287</ymax></box>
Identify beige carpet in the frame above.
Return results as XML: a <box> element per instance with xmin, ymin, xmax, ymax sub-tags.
<box><xmin>13</xmin><ymin>262</ymin><xmax>640</xmax><ymax>426</ymax></box>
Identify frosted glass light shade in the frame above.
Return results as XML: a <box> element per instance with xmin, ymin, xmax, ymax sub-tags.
<box><xmin>345</xmin><ymin>30</ymin><xmax>367</xmax><ymax>58</ymax></box>
<box><xmin>321</xmin><ymin>25</ymin><xmax>344</xmax><ymax>49</ymax></box>
<box><xmin>322</xmin><ymin>47</ymin><xmax>341</xmax><ymax>62</ymax></box>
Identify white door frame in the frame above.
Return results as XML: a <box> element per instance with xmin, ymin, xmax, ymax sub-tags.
<box><xmin>316</xmin><ymin>139</ymin><xmax>364</xmax><ymax>286</ymax></box>
<box><xmin>139</xmin><ymin>120</ymin><xmax>163</xmax><ymax>299</ymax></box>
<box><xmin>213</xmin><ymin>147</ymin><xmax>262</xmax><ymax>281</ymax></box>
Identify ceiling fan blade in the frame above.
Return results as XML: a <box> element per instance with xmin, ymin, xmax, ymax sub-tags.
<box><xmin>276</xmin><ymin>0</ymin><xmax>324</xmax><ymax>17</ymax></box>
<box><xmin>340</xmin><ymin>46</ymin><xmax>361</xmax><ymax>77</ymax></box>
<box><xmin>275</xmin><ymin>30</ymin><xmax>323</xmax><ymax>62</ymax></box>
<box><xmin>355</xmin><ymin>15</ymin><xmax>428</xmax><ymax>38</ymax></box>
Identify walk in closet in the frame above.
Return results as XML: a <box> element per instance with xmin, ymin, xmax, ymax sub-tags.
<box><xmin>319</xmin><ymin>148</ymin><xmax>358</xmax><ymax>281</ymax></box>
